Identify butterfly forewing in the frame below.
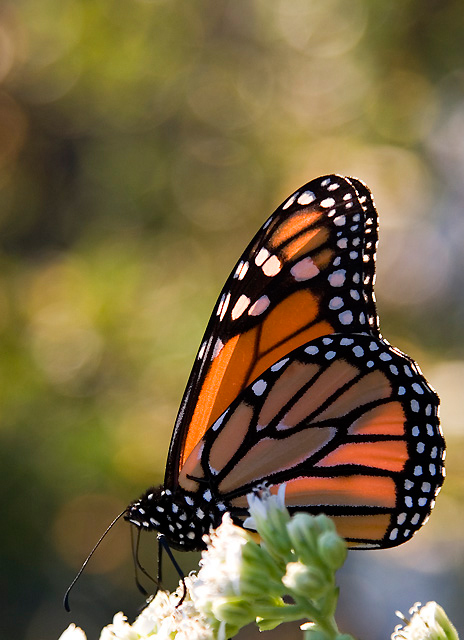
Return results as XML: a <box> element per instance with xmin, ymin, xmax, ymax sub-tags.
<box><xmin>166</xmin><ymin>175</ymin><xmax>380</xmax><ymax>485</ymax></box>
<box><xmin>177</xmin><ymin>334</ymin><xmax>445</xmax><ymax>549</ymax></box>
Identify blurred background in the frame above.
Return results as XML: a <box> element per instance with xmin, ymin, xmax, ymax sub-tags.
<box><xmin>0</xmin><ymin>1</ymin><xmax>463</xmax><ymax>638</ymax></box>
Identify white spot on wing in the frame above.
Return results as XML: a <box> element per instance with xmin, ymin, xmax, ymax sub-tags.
<box><xmin>283</xmin><ymin>193</ymin><xmax>298</xmax><ymax>209</ymax></box>
<box><xmin>248</xmin><ymin>295</ymin><xmax>270</xmax><ymax>316</ymax></box>
<box><xmin>305</xmin><ymin>345</ymin><xmax>319</xmax><ymax>355</ymax></box>
<box><xmin>232</xmin><ymin>295</ymin><xmax>250</xmax><ymax>320</ymax></box>
<box><xmin>290</xmin><ymin>257</ymin><xmax>319</xmax><ymax>281</ymax></box>
<box><xmin>198</xmin><ymin>341</ymin><xmax>207</xmax><ymax>360</ymax></box>
<box><xmin>235</xmin><ymin>260</ymin><xmax>249</xmax><ymax>280</ymax></box>
<box><xmin>329</xmin><ymin>297</ymin><xmax>343</xmax><ymax>310</ymax></box>
<box><xmin>271</xmin><ymin>358</ymin><xmax>289</xmax><ymax>372</ymax></box>
<box><xmin>218</xmin><ymin>292</ymin><xmax>231</xmax><ymax>321</ymax></box>
<box><xmin>339</xmin><ymin>310</ymin><xmax>353</xmax><ymax>325</ymax></box>
<box><xmin>212</xmin><ymin>409</ymin><xmax>229</xmax><ymax>431</ymax></box>
<box><xmin>297</xmin><ymin>190</ymin><xmax>316</xmax><ymax>205</ymax></box>
<box><xmin>213</xmin><ymin>338</ymin><xmax>224</xmax><ymax>358</ymax></box>
<box><xmin>255</xmin><ymin>248</ymin><xmax>270</xmax><ymax>267</ymax></box>
<box><xmin>262</xmin><ymin>255</ymin><xmax>282</xmax><ymax>277</ymax></box>
<box><xmin>234</xmin><ymin>260</ymin><xmax>244</xmax><ymax>278</ymax></box>
<box><xmin>321</xmin><ymin>197</ymin><xmax>336</xmax><ymax>208</ymax></box>
<box><xmin>252</xmin><ymin>379</ymin><xmax>267</xmax><ymax>396</ymax></box>
<box><xmin>328</xmin><ymin>269</ymin><xmax>346</xmax><ymax>287</ymax></box>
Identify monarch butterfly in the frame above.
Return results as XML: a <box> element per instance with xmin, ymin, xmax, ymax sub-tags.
<box><xmin>126</xmin><ymin>174</ymin><xmax>445</xmax><ymax>551</ymax></box>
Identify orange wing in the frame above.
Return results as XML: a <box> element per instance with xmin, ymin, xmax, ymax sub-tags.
<box><xmin>177</xmin><ymin>334</ymin><xmax>445</xmax><ymax>549</ymax></box>
<box><xmin>165</xmin><ymin>175</ymin><xmax>380</xmax><ymax>486</ymax></box>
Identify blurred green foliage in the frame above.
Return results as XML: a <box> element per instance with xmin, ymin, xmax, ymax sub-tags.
<box><xmin>1</xmin><ymin>1</ymin><xmax>464</xmax><ymax>639</ymax></box>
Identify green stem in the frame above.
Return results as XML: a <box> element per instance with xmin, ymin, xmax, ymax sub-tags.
<box><xmin>315</xmin><ymin>613</ymin><xmax>341</xmax><ymax>637</ymax></box>
<box><xmin>293</xmin><ymin>589</ymin><xmax>340</xmax><ymax>639</ymax></box>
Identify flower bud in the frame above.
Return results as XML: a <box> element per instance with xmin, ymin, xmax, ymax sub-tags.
<box><xmin>313</xmin><ymin>513</ymin><xmax>337</xmax><ymax>535</ymax></box>
<box><xmin>317</xmin><ymin>531</ymin><xmax>347</xmax><ymax>570</ymax></box>
<box><xmin>286</xmin><ymin>513</ymin><xmax>319</xmax><ymax>564</ymax></box>
<box><xmin>211</xmin><ymin>596</ymin><xmax>254</xmax><ymax>627</ymax></box>
<box><xmin>240</xmin><ymin>541</ymin><xmax>283</xmax><ymax>595</ymax></box>
<box><xmin>282</xmin><ymin>561</ymin><xmax>328</xmax><ymax>598</ymax></box>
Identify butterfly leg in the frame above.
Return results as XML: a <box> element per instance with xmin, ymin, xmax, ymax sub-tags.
<box><xmin>130</xmin><ymin>526</ymin><xmax>152</xmax><ymax>597</ymax></box>
<box><xmin>158</xmin><ymin>533</ymin><xmax>187</xmax><ymax>606</ymax></box>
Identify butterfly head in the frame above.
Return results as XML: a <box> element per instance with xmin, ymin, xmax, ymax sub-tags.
<box><xmin>125</xmin><ymin>485</ymin><xmax>225</xmax><ymax>551</ymax></box>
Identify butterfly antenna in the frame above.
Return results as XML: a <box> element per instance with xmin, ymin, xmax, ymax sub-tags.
<box><xmin>63</xmin><ymin>509</ymin><xmax>127</xmax><ymax>612</ymax></box>
<box><xmin>158</xmin><ymin>534</ymin><xmax>187</xmax><ymax>606</ymax></box>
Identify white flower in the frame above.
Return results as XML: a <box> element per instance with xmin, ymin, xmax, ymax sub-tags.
<box><xmin>244</xmin><ymin>484</ymin><xmax>286</xmax><ymax>532</ymax></box>
<box><xmin>97</xmin><ymin>576</ymin><xmax>213</xmax><ymax>640</ymax></box>
<box><xmin>193</xmin><ymin>512</ymin><xmax>250</xmax><ymax>606</ymax></box>
<box><xmin>99</xmin><ymin>612</ymin><xmax>139</xmax><ymax>640</ymax></box>
<box><xmin>59</xmin><ymin>624</ymin><xmax>87</xmax><ymax>640</ymax></box>
<box><xmin>393</xmin><ymin>601</ymin><xmax>459</xmax><ymax>640</ymax></box>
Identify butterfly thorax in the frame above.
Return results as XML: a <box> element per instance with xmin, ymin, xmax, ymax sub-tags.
<box><xmin>125</xmin><ymin>485</ymin><xmax>226</xmax><ymax>551</ymax></box>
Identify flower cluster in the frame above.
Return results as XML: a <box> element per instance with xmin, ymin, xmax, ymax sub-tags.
<box><xmin>191</xmin><ymin>486</ymin><xmax>352</xmax><ymax>640</ymax></box>
<box><xmin>59</xmin><ymin>576</ymin><xmax>214</xmax><ymax>640</ymax></box>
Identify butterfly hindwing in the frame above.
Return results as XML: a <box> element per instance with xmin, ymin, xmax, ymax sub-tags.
<box><xmin>166</xmin><ymin>175</ymin><xmax>380</xmax><ymax>484</ymax></box>
<box><xmin>177</xmin><ymin>333</ymin><xmax>445</xmax><ymax>548</ymax></box>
